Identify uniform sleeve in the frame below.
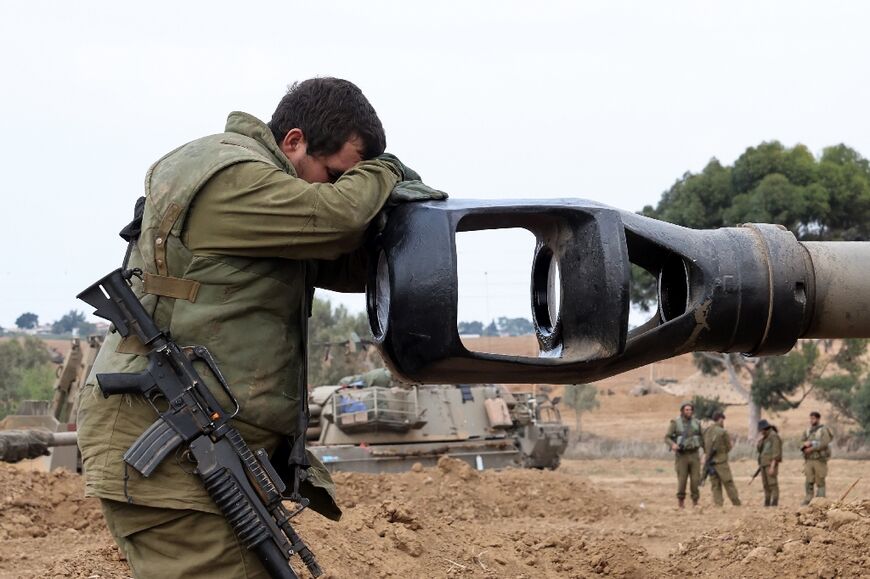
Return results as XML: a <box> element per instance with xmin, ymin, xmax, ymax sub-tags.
<box><xmin>184</xmin><ymin>159</ymin><xmax>400</xmax><ymax>260</ymax></box>
<box><xmin>773</xmin><ymin>435</ymin><xmax>783</xmax><ymax>461</ymax></box>
<box><xmin>310</xmin><ymin>248</ymin><xmax>369</xmax><ymax>293</ymax></box>
<box><xmin>665</xmin><ymin>421</ymin><xmax>676</xmax><ymax>445</ymax></box>
<box><xmin>723</xmin><ymin>430</ymin><xmax>732</xmax><ymax>453</ymax></box>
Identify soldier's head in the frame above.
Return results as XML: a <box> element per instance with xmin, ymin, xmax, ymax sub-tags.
<box><xmin>269</xmin><ymin>78</ymin><xmax>387</xmax><ymax>183</ymax></box>
<box><xmin>809</xmin><ymin>411</ymin><xmax>821</xmax><ymax>426</ymax></box>
<box><xmin>758</xmin><ymin>419</ymin><xmax>772</xmax><ymax>436</ymax></box>
<box><xmin>680</xmin><ymin>402</ymin><xmax>694</xmax><ymax>419</ymax></box>
<box><xmin>711</xmin><ymin>410</ymin><xmax>725</xmax><ymax>425</ymax></box>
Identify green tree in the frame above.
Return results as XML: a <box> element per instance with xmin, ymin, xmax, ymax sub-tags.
<box><xmin>812</xmin><ymin>339</ymin><xmax>870</xmax><ymax>433</ymax></box>
<box><xmin>458</xmin><ymin>320</ymin><xmax>485</xmax><ymax>335</ymax></box>
<box><xmin>307</xmin><ymin>297</ymin><xmax>381</xmax><ymax>387</ymax></box>
<box><xmin>15</xmin><ymin>312</ymin><xmax>39</xmax><ymax>330</ymax></box>
<box><xmin>51</xmin><ymin>309</ymin><xmax>97</xmax><ymax>336</ymax></box>
<box><xmin>690</xmin><ymin>395</ymin><xmax>726</xmax><ymax>421</ymax></box>
<box><xmin>0</xmin><ymin>337</ymin><xmax>52</xmax><ymax>418</ymax></box>
<box><xmin>561</xmin><ymin>383</ymin><xmax>600</xmax><ymax>439</ymax></box>
<box><xmin>496</xmin><ymin>316</ymin><xmax>534</xmax><ymax>336</ymax></box>
<box><xmin>482</xmin><ymin>320</ymin><xmax>499</xmax><ymax>337</ymax></box>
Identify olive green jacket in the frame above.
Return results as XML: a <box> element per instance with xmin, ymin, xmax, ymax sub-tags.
<box><xmin>77</xmin><ymin>112</ymin><xmax>400</xmax><ymax>519</ymax></box>
<box><xmin>801</xmin><ymin>424</ymin><xmax>833</xmax><ymax>461</ymax></box>
<box><xmin>757</xmin><ymin>431</ymin><xmax>783</xmax><ymax>467</ymax></box>
<box><xmin>702</xmin><ymin>423</ymin><xmax>731</xmax><ymax>465</ymax></box>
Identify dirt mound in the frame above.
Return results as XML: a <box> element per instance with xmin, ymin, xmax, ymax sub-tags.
<box><xmin>16</xmin><ymin>458</ymin><xmax>868</xmax><ymax>578</ymax></box>
<box><xmin>668</xmin><ymin>499</ymin><xmax>870</xmax><ymax>578</ymax></box>
<box><xmin>294</xmin><ymin>457</ymin><xmax>664</xmax><ymax>577</ymax></box>
<box><xmin>1</xmin><ymin>459</ymin><xmax>662</xmax><ymax>578</ymax></box>
<box><xmin>0</xmin><ymin>466</ymin><xmax>103</xmax><ymax>540</ymax></box>
<box><xmin>333</xmin><ymin>455</ymin><xmax>623</xmax><ymax>522</ymax></box>
<box><xmin>42</xmin><ymin>545</ymin><xmax>130</xmax><ymax>579</ymax></box>
<box><xmin>0</xmin><ymin>464</ymin><xmax>121</xmax><ymax>579</ymax></box>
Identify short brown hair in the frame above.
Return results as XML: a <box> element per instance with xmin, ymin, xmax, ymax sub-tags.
<box><xmin>268</xmin><ymin>78</ymin><xmax>386</xmax><ymax>159</ymax></box>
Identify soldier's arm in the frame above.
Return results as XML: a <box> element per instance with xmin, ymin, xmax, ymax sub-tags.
<box><xmin>773</xmin><ymin>435</ymin><xmax>783</xmax><ymax>462</ymax></box>
<box><xmin>723</xmin><ymin>430</ymin><xmax>732</xmax><ymax>453</ymax></box>
<box><xmin>664</xmin><ymin>421</ymin><xmax>677</xmax><ymax>447</ymax></box>
<box><xmin>185</xmin><ymin>159</ymin><xmax>401</xmax><ymax>260</ymax></box>
<box><xmin>309</xmin><ymin>248</ymin><xmax>369</xmax><ymax>293</ymax></box>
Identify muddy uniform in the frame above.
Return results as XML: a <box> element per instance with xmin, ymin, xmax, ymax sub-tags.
<box><xmin>702</xmin><ymin>423</ymin><xmax>741</xmax><ymax>506</ymax></box>
<box><xmin>77</xmin><ymin>112</ymin><xmax>402</xmax><ymax>578</ymax></box>
<box><xmin>757</xmin><ymin>430</ymin><xmax>783</xmax><ymax>506</ymax></box>
<box><xmin>801</xmin><ymin>424</ymin><xmax>833</xmax><ymax>503</ymax></box>
<box><xmin>665</xmin><ymin>417</ymin><xmax>702</xmax><ymax>504</ymax></box>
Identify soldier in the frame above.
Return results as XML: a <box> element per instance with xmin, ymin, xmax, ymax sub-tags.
<box><xmin>756</xmin><ymin>419</ymin><xmax>783</xmax><ymax>507</ymax></box>
<box><xmin>800</xmin><ymin>411</ymin><xmax>833</xmax><ymax>504</ymax></box>
<box><xmin>702</xmin><ymin>411</ymin><xmax>741</xmax><ymax>506</ymax></box>
<box><xmin>665</xmin><ymin>401</ymin><xmax>703</xmax><ymax>508</ymax></box>
<box><xmin>77</xmin><ymin>78</ymin><xmax>446</xmax><ymax>578</ymax></box>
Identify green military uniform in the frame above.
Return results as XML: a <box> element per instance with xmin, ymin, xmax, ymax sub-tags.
<box><xmin>702</xmin><ymin>423</ymin><xmax>741</xmax><ymax>506</ymax></box>
<box><xmin>665</xmin><ymin>416</ymin><xmax>703</xmax><ymax>505</ymax></box>
<box><xmin>801</xmin><ymin>423</ymin><xmax>833</xmax><ymax>504</ymax></box>
<box><xmin>757</xmin><ymin>429</ymin><xmax>783</xmax><ymax>506</ymax></box>
<box><xmin>77</xmin><ymin>112</ymin><xmax>402</xmax><ymax>578</ymax></box>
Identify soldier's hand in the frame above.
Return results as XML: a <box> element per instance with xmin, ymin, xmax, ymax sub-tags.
<box><xmin>377</xmin><ymin>153</ymin><xmax>422</xmax><ymax>182</ymax></box>
<box><xmin>389</xmin><ymin>180</ymin><xmax>448</xmax><ymax>204</ymax></box>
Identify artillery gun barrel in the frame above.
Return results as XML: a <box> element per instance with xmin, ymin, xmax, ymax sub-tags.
<box><xmin>367</xmin><ymin>199</ymin><xmax>870</xmax><ymax>384</ymax></box>
<box><xmin>802</xmin><ymin>242</ymin><xmax>870</xmax><ymax>338</ymax></box>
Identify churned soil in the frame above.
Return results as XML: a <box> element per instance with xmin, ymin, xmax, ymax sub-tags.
<box><xmin>1</xmin><ymin>457</ymin><xmax>869</xmax><ymax>578</ymax></box>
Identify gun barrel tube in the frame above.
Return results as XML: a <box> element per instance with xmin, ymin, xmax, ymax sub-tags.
<box><xmin>49</xmin><ymin>432</ymin><xmax>79</xmax><ymax>447</ymax></box>
<box><xmin>803</xmin><ymin>242</ymin><xmax>870</xmax><ymax>338</ymax></box>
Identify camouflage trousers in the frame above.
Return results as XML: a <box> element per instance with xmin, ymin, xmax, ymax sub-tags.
<box><xmin>674</xmin><ymin>450</ymin><xmax>700</xmax><ymax>502</ymax></box>
<box><xmin>101</xmin><ymin>499</ymin><xmax>269</xmax><ymax>579</ymax></box>
<box><xmin>708</xmin><ymin>462</ymin><xmax>741</xmax><ymax>506</ymax></box>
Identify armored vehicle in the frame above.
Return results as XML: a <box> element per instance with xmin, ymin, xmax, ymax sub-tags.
<box><xmin>305</xmin><ymin>369</ymin><xmax>569</xmax><ymax>473</ymax></box>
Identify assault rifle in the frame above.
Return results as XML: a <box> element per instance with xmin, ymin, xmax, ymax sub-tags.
<box><xmin>748</xmin><ymin>466</ymin><xmax>762</xmax><ymax>485</ymax></box>
<box><xmin>699</xmin><ymin>448</ymin><xmax>717</xmax><ymax>486</ymax></box>
<box><xmin>78</xmin><ymin>268</ymin><xmax>320</xmax><ymax>579</ymax></box>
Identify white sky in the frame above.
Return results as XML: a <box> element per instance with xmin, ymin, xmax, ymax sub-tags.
<box><xmin>1</xmin><ymin>1</ymin><xmax>869</xmax><ymax>329</ymax></box>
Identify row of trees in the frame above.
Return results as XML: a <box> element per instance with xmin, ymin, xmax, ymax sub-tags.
<box><xmin>638</xmin><ymin>141</ymin><xmax>870</xmax><ymax>436</ymax></box>
<box><xmin>10</xmin><ymin>310</ymin><xmax>96</xmax><ymax>336</ymax></box>
<box><xmin>458</xmin><ymin>317</ymin><xmax>534</xmax><ymax>337</ymax></box>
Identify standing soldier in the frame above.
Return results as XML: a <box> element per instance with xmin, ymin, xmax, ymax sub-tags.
<box><xmin>800</xmin><ymin>411</ymin><xmax>833</xmax><ymax>504</ymax></box>
<box><xmin>702</xmin><ymin>411</ymin><xmax>741</xmax><ymax>507</ymax></box>
<box><xmin>756</xmin><ymin>419</ymin><xmax>782</xmax><ymax>507</ymax></box>
<box><xmin>665</xmin><ymin>402</ymin><xmax>703</xmax><ymax>508</ymax></box>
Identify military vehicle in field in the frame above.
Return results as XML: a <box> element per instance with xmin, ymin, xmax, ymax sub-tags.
<box><xmin>0</xmin><ymin>335</ymin><xmax>102</xmax><ymax>471</ymax></box>
<box><xmin>305</xmin><ymin>369</ymin><xmax>569</xmax><ymax>474</ymax></box>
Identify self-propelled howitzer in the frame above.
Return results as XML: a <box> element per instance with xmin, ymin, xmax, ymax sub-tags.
<box><xmin>366</xmin><ymin>199</ymin><xmax>870</xmax><ymax>384</ymax></box>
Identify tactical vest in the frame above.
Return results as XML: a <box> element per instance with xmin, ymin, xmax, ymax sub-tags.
<box><xmin>674</xmin><ymin>417</ymin><xmax>702</xmax><ymax>451</ymax></box>
<box><xmin>804</xmin><ymin>425</ymin><xmax>832</xmax><ymax>461</ymax></box>
<box><xmin>92</xmin><ymin>128</ymin><xmax>309</xmax><ymax>435</ymax></box>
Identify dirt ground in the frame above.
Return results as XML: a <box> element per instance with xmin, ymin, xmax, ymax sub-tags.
<box><xmin>2</xmin><ymin>457</ymin><xmax>869</xmax><ymax>579</ymax></box>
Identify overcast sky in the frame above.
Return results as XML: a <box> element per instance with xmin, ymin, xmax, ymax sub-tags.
<box><xmin>2</xmin><ymin>1</ymin><xmax>869</xmax><ymax>330</ymax></box>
